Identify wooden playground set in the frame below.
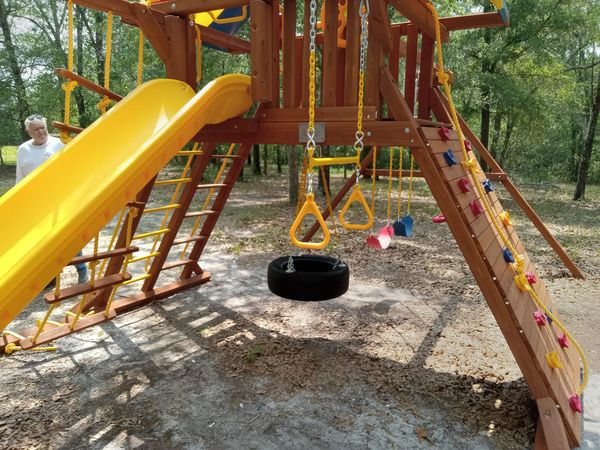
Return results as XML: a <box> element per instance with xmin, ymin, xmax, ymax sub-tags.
<box><xmin>0</xmin><ymin>0</ymin><xmax>590</xmax><ymax>448</ymax></box>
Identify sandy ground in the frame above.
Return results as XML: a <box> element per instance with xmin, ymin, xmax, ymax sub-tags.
<box><xmin>1</xmin><ymin>173</ymin><xmax>599</xmax><ymax>449</ymax></box>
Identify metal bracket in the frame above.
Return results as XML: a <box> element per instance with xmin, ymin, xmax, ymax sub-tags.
<box><xmin>299</xmin><ymin>122</ymin><xmax>325</xmax><ymax>143</ymax></box>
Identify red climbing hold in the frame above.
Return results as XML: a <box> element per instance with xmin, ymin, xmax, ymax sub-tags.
<box><xmin>558</xmin><ymin>334</ymin><xmax>569</xmax><ymax>349</ymax></box>
<box><xmin>525</xmin><ymin>271</ymin><xmax>537</xmax><ymax>285</ymax></box>
<box><xmin>464</xmin><ymin>139</ymin><xmax>473</xmax><ymax>151</ymax></box>
<box><xmin>533</xmin><ymin>310</ymin><xmax>546</xmax><ymax>326</ymax></box>
<box><xmin>569</xmin><ymin>394</ymin><xmax>583</xmax><ymax>413</ymax></box>
<box><xmin>438</xmin><ymin>126</ymin><xmax>451</xmax><ymax>141</ymax></box>
<box><xmin>432</xmin><ymin>214</ymin><xmax>447</xmax><ymax>223</ymax></box>
<box><xmin>458</xmin><ymin>178</ymin><xmax>471</xmax><ymax>193</ymax></box>
<box><xmin>469</xmin><ymin>200</ymin><xmax>485</xmax><ymax>215</ymax></box>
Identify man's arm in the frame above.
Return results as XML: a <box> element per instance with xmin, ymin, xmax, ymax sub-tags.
<box><xmin>15</xmin><ymin>146</ymin><xmax>24</xmax><ymax>184</ymax></box>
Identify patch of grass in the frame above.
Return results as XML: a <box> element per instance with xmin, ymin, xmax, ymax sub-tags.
<box><xmin>244</xmin><ymin>344</ymin><xmax>266</xmax><ymax>363</ymax></box>
<box><xmin>197</xmin><ymin>326</ymin><xmax>211</xmax><ymax>336</ymax></box>
<box><xmin>1</xmin><ymin>146</ymin><xmax>17</xmax><ymax>165</ymax></box>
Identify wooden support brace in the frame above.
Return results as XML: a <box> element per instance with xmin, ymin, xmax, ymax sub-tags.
<box><xmin>535</xmin><ymin>398</ymin><xmax>570</xmax><ymax>450</ymax></box>
<box><xmin>130</xmin><ymin>2</ymin><xmax>169</xmax><ymax>62</ymax></box>
<box><xmin>386</xmin><ymin>0</ymin><xmax>448</xmax><ymax>42</ymax></box>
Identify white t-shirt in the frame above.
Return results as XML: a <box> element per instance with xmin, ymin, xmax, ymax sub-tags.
<box><xmin>16</xmin><ymin>136</ymin><xmax>64</xmax><ymax>183</ymax></box>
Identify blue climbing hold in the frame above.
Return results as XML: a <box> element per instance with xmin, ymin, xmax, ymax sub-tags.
<box><xmin>503</xmin><ymin>248</ymin><xmax>514</xmax><ymax>263</ymax></box>
<box><xmin>545</xmin><ymin>308</ymin><xmax>554</xmax><ymax>325</ymax></box>
<box><xmin>482</xmin><ymin>179</ymin><xmax>494</xmax><ymax>193</ymax></box>
<box><xmin>444</xmin><ymin>149</ymin><xmax>458</xmax><ymax>166</ymax></box>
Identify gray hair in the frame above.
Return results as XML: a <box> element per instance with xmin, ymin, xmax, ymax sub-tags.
<box><xmin>24</xmin><ymin>114</ymin><xmax>47</xmax><ymax>129</ymax></box>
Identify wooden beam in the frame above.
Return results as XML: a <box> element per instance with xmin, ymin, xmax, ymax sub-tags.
<box><xmin>196</xmin><ymin>120</ymin><xmax>420</xmax><ymax>146</ymax></box>
<box><xmin>270</xmin><ymin>0</ymin><xmax>281</xmax><ymax>106</ymax></box>
<box><xmin>197</xmin><ymin>25</ymin><xmax>251</xmax><ymax>53</ymax></box>
<box><xmin>404</xmin><ymin>25</ymin><xmax>418</xmax><ymax>115</ymax></box>
<box><xmin>73</xmin><ymin>0</ymin><xmax>134</xmax><ymax>19</ymax></box>
<box><xmin>440</xmin><ymin>12</ymin><xmax>506</xmax><ymax>31</ymax></box>
<box><xmin>386</xmin><ymin>0</ymin><xmax>448</xmax><ymax>42</ymax></box>
<box><xmin>150</xmin><ymin>0</ymin><xmax>254</xmax><ymax>15</ymax></box>
<box><xmin>130</xmin><ymin>2</ymin><xmax>169</xmax><ymax>62</ymax></box>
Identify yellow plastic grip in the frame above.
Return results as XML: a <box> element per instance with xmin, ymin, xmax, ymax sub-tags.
<box><xmin>338</xmin><ymin>186</ymin><xmax>374</xmax><ymax>231</ymax></box>
<box><xmin>208</xmin><ymin>6</ymin><xmax>248</xmax><ymax>25</ymax></box>
<box><xmin>289</xmin><ymin>193</ymin><xmax>331</xmax><ymax>250</ymax></box>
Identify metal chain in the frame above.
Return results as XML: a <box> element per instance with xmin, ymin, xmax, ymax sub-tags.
<box><xmin>286</xmin><ymin>256</ymin><xmax>295</xmax><ymax>273</ymax></box>
<box><xmin>306</xmin><ymin>0</ymin><xmax>318</xmax><ymax>151</ymax></box>
<box><xmin>354</xmin><ymin>0</ymin><xmax>369</xmax><ymax>153</ymax></box>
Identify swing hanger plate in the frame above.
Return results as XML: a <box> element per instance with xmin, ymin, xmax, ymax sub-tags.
<box><xmin>299</xmin><ymin>122</ymin><xmax>325</xmax><ymax>143</ymax></box>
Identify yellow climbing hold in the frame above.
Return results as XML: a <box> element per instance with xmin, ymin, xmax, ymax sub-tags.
<box><xmin>499</xmin><ymin>211</ymin><xmax>513</xmax><ymax>227</ymax></box>
<box><xmin>546</xmin><ymin>351</ymin><xmax>563</xmax><ymax>369</ymax></box>
<box><xmin>514</xmin><ymin>273</ymin><xmax>531</xmax><ymax>292</ymax></box>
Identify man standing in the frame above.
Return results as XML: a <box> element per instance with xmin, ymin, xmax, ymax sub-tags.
<box><xmin>16</xmin><ymin>114</ymin><xmax>89</xmax><ymax>285</ymax></box>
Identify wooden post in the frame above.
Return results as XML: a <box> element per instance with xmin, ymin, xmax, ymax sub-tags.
<box><xmin>165</xmin><ymin>15</ymin><xmax>189</xmax><ymax>82</ymax></box>
<box><xmin>270</xmin><ymin>0</ymin><xmax>281</xmax><ymax>106</ymax></box>
<box><xmin>404</xmin><ymin>25</ymin><xmax>418</xmax><ymax>116</ymax></box>
<box><xmin>250</xmin><ymin>0</ymin><xmax>273</xmax><ymax>102</ymax></box>
<box><xmin>344</xmin><ymin>0</ymin><xmax>360</xmax><ymax>106</ymax></box>
<box><xmin>322</xmin><ymin>0</ymin><xmax>338</xmax><ymax>107</ymax></box>
<box><xmin>282</xmin><ymin>0</ymin><xmax>296</xmax><ymax>108</ymax></box>
<box><xmin>417</xmin><ymin>33</ymin><xmax>434</xmax><ymax>120</ymax></box>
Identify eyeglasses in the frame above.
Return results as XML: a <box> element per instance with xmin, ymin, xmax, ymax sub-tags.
<box><xmin>26</xmin><ymin>114</ymin><xmax>45</xmax><ymax>121</ymax></box>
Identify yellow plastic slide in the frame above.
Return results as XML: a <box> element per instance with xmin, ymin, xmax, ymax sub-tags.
<box><xmin>0</xmin><ymin>74</ymin><xmax>252</xmax><ymax>332</ymax></box>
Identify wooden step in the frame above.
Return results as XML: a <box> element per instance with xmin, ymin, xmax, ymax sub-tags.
<box><xmin>161</xmin><ymin>259</ymin><xmax>194</xmax><ymax>270</ymax></box>
<box><xmin>55</xmin><ymin>68</ymin><xmax>123</xmax><ymax>102</ymax></box>
<box><xmin>184</xmin><ymin>210</ymin><xmax>218</xmax><ymax>218</ymax></box>
<box><xmin>68</xmin><ymin>246</ymin><xmax>139</xmax><ymax>266</ymax></box>
<box><xmin>53</xmin><ymin>121</ymin><xmax>83</xmax><ymax>135</ymax></box>
<box><xmin>196</xmin><ymin>183</ymin><xmax>228</xmax><ymax>189</ymax></box>
<box><xmin>172</xmin><ymin>235</ymin><xmax>208</xmax><ymax>245</ymax></box>
<box><xmin>43</xmin><ymin>273</ymin><xmax>132</xmax><ymax>304</ymax></box>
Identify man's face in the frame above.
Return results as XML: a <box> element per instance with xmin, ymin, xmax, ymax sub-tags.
<box><xmin>26</xmin><ymin>120</ymin><xmax>49</xmax><ymax>145</ymax></box>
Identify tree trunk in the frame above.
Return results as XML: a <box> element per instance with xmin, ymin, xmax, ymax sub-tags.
<box><xmin>74</xmin><ymin>5</ymin><xmax>90</xmax><ymax>127</ymax></box>
<box><xmin>569</xmin><ymin>120</ymin><xmax>582</xmax><ymax>183</ymax></box>
<box><xmin>479</xmin><ymin>27</ymin><xmax>493</xmax><ymax>173</ymax></box>
<box><xmin>0</xmin><ymin>0</ymin><xmax>30</xmax><ymax>140</ymax></box>
<box><xmin>497</xmin><ymin>116</ymin><xmax>514</xmax><ymax>167</ymax></box>
<box><xmin>574</xmin><ymin>68</ymin><xmax>600</xmax><ymax>200</ymax></box>
<box><xmin>490</xmin><ymin>111</ymin><xmax>502</xmax><ymax>160</ymax></box>
<box><xmin>287</xmin><ymin>145</ymin><xmax>299</xmax><ymax>205</ymax></box>
<box><xmin>276</xmin><ymin>145</ymin><xmax>282</xmax><ymax>174</ymax></box>
<box><xmin>252</xmin><ymin>144</ymin><xmax>261</xmax><ymax>175</ymax></box>
<box><xmin>317</xmin><ymin>146</ymin><xmax>330</xmax><ymax>195</ymax></box>
<box><xmin>263</xmin><ymin>144</ymin><xmax>268</xmax><ymax>175</ymax></box>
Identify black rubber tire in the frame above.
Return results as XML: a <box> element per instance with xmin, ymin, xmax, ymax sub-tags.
<box><xmin>267</xmin><ymin>255</ymin><xmax>350</xmax><ymax>301</ymax></box>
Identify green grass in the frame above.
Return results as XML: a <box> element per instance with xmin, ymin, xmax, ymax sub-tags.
<box><xmin>1</xmin><ymin>146</ymin><xmax>17</xmax><ymax>165</ymax></box>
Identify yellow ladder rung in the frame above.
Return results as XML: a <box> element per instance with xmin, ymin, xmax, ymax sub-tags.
<box><xmin>133</xmin><ymin>228</ymin><xmax>170</xmax><ymax>240</ymax></box>
<box><xmin>177</xmin><ymin>150</ymin><xmax>203</xmax><ymax>155</ymax></box>
<box><xmin>129</xmin><ymin>252</ymin><xmax>160</xmax><ymax>263</ymax></box>
<box><xmin>154</xmin><ymin>178</ymin><xmax>192</xmax><ymax>186</ymax></box>
<box><xmin>122</xmin><ymin>273</ymin><xmax>152</xmax><ymax>285</ymax></box>
<box><xmin>144</xmin><ymin>204</ymin><xmax>180</xmax><ymax>214</ymax></box>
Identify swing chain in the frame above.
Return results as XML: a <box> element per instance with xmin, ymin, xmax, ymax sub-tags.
<box><xmin>307</xmin><ymin>171</ymin><xmax>314</xmax><ymax>194</ymax></box>
<box><xmin>354</xmin><ymin>0</ymin><xmax>369</xmax><ymax>152</ymax></box>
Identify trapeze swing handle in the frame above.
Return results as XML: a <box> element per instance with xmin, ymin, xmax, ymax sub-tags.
<box><xmin>289</xmin><ymin>193</ymin><xmax>331</xmax><ymax>250</ymax></box>
<box><xmin>338</xmin><ymin>185</ymin><xmax>374</xmax><ymax>231</ymax></box>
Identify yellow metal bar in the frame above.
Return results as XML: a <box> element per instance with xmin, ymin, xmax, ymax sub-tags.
<box><xmin>177</xmin><ymin>150</ymin><xmax>203</xmax><ymax>155</ymax></box>
<box><xmin>129</xmin><ymin>252</ymin><xmax>160</xmax><ymax>263</ymax></box>
<box><xmin>144</xmin><ymin>204</ymin><xmax>180</xmax><ymax>213</ymax></box>
<box><xmin>132</xmin><ymin>228</ymin><xmax>169</xmax><ymax>240</ymax></box>
<box><xmin>122</xmin><ymin>273</ymin><xmax>152</xmax><ymax>285</ymax></box>
<box><xmin>154</xmin><ymin>178</ymin><xmax>192</xmax><ymax>186</ymax></box>
<box><xmin>309</xmin><ymin>154</ymin><xmax>360</xmax><ymax>170</ymax></box>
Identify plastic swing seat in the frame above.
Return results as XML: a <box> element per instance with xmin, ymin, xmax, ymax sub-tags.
<box><xmin>267</xmin><ymin>255</ymin><xmax>350</xmax><ymax>301</ymax></box>
<box><xmin>393</xmin><ymin>214</ymin><xmax>414</xmax><ymax>237</ymax></box>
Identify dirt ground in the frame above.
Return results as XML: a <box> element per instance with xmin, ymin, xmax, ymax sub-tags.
<box><xmin>1</xmin><ymin>170</ymin><xmax>599</xmax><ymax>449</ymax></box>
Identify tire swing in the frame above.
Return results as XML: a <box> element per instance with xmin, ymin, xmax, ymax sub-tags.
<box><xmin>267</xmin><ymin>0</ymin><xmax>370</xmax><ymax>301</ymax></box>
